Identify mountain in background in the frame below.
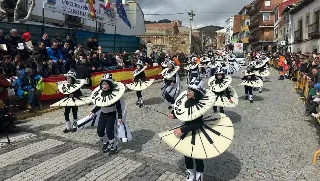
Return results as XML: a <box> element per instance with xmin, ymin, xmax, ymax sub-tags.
<box><xmin>197</xmin><ymin>25</ymin><xmax>224</xmax><ymax>40</ymax></box>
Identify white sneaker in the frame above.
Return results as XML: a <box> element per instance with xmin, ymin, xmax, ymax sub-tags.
<box><xmin>186</xmin><ymin>169</ymin><xmax>195</xmax><ymax>181</ymax></box>
<box><xmin>196</xmin><ymin>172</ymin><xmax>204</xmax><ymax>181</ymax></box>
<box><xmin>312</xmin><ymin>113</ymin><xmax>319</xmax><ymax>118</ymax></box>
<box><xmin>313</xmin><ymin>98</ymin><xmax>320</xmax><ymax>102</ymax></box>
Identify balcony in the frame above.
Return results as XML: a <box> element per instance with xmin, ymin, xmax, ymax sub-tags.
<box><xmin>249</xmin><ymin>7</ymin><xmax>258</xmax><ymax>16</ymax></box>
<box><xmin>241</xmin><ymin>37</ymin><xmax>249</xmax><ymax>43</ymax></box>
<box><xmin>308</xmin><ymin>23</ymin><xmax>320</xmax><ymax>39</ymax></box>
<box><xmin>241</xmin><ymin>15</ymin><xmax>249</xmax><ymax>22</ymax></box>
<box><xmin>294</xmin><ymin>30</ymin><xmax>302</xmax><ymax>43</ymax></box>
<box><xmin>249</xmin><ymin>5</ymin><xmax>274</xmax><ymax>16</ymax></box>
<box><xmin>241</xmin><ymin>25</ymin><xmax>249</xmax><ymax>32</ymax></box>
<box><xmin>248</xmin><ymin>35</ymin><xmax>258</xmax><ymax>43</ymax></box>
<box><xmin>249</xmin><ymin>19</ymin><xmax>273</xmax><ymax>31</ymax></box>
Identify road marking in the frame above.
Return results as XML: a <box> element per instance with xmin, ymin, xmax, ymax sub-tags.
<box><xmin>157</xmin><ymin>171</ymin><xmax>185</xmax><ymax>181</ymax></box>
<box><xmin>0</xmin><ymin>132</ymin><xmax>36</xmax><ymax>144</ymax></box>
<box><xmin>78</xmin><ymin>156</ymin><xmax>142</xmax><ymax>181</ymax></box>
<box><xmin>6</xmin><ymin>147</ymin><xmax>99</xmax><ymax>181</ymax></box>
<box><xmin>0</xmin><ymin>139</ymin><xmax>64</xmax><ymax>169</ymax></box>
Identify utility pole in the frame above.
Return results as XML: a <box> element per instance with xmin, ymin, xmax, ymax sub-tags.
<box><xmin>187</xmin><ymin>10</ymin><xmax>195</xmax><ymax>55</ymax></box>
<box><xmin>201</xmin><ymin>31</ymin><xmax>205</xmax><ymax>53</ymax></box>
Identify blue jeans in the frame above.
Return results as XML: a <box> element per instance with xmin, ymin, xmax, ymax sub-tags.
<box><xmin>27</xmin><ymin>88</ymin><xmax>35</xmax><ymax>106</ymax></box>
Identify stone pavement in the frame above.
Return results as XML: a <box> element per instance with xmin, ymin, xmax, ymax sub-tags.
<box><xmin>1</xmin><ymin>68</ymin><xmax>320</xmax><ymax>181</ymax></box>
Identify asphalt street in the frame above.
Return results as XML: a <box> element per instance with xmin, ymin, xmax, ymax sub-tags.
<box><xmin>0</xmin><ymin>68</ymin><xmax>320</xmax><ymax>181</ymax></box>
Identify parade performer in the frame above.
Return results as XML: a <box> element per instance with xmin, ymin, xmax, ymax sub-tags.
<box><xmin>240</xmin><ymin>63</ymin><xmax>263</xmax><ymax>103</ymax></box>
<box><xmin>227</xmin><ymin>53</ymin><xmax>241</xmax><ymax>74</ymax></box>
<box><xmin>160</xmin><ymin>60</ymin><xmax>181</xmax><ymax>111</ymax></box>
<box><xmin>185</xmin><ymin>57</ymin><xmax>200</xmax><ymax>84</ymax></box>
<box><xmin>200</xmin><ymin>56</ymin><xmax>210</xmax><ymax>78</ymax></box>
<box><xmin>208</xmin><ymin>68</ymin><xmax>238</xmax><ymax>113</ymax></box>
<box><xmin>77</xmin><ymin>74</ymin><xmax>130</xmax><ymax>156</ymax></box>
<box><xmin>160</xmin><ymin>78</ymin><xmax>234</xmax><ymax>181</ymax></box>
<box><xmin>51</xmin><ymin>71</ymin><xmax>90</xmax><ymax>133</ymax></box>
<box><xmin>252</xmin><ymin>57</ymin><xmax>270</xmax><ymax>93</ymax></box>
<box><xmin>126</xmin><ymin>61</ymin><xmax>154</xmax><ymax>108</ymax></box>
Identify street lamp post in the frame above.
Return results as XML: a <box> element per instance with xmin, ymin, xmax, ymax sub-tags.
<box><xmin>42</xmin><ymin>0</ymin><xmax>47</xmax><ymax>35</ymax></box>
<box><xmin>113</xmin><ymin>25</ymin><xmax>117</xmax><ymax>53</ymax></box>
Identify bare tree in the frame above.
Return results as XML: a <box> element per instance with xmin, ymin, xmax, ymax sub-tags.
<box><xmin>14</xmin><ymin>0</ymin><xmax>35</xmax><ymax>23</ymax></box>
<box><xmin>0</xmin><ymin>0</ymin><xmax>7</xmax><ymax>20</ymax></box>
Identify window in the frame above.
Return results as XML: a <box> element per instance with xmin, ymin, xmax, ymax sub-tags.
<box><xmin>263</xmin><ymin>13</ymin><xmax>270</xmax><ymax>21</ymax></box>
<box><xmin>246</xmin><ymin>20</ymin><xmax>250</xmax><ymax>25</ymax></box>
<box><xmin>265</xmin><ymin>0</ymin><xmax>271</xmax><ymax>6</ymax></box>
<box><xmin>275</xmin><ymin>28</ymin><xmax>278</xmax><ymax>38</ymax></box>
<box><xmin>306</xmin><ymin>14</ymin><xmax>310</xmax><ymax>27</ymax></box>
<box><xmin>275</xmin><ymin>10</ymin><xmax>279</xmax><ymax>22</ymax></box>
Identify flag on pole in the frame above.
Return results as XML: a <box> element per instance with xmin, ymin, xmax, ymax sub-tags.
<box><xmin>116</xmin><ymin>0</ymin><xmax>131</xmax><ymax>28</ymax></box>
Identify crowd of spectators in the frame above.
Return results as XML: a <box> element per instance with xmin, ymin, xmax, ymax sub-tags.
<box><xmin>0</xmin><ymin>28</ymin><xmax>189</xmax><ymax>114</ymax></box>
<box><xmin>270</xmin><ymin>52</ymin><xmax>320</xmax><ymax>119</ymax></box>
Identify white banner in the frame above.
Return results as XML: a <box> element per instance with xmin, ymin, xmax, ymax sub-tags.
<box><xmin>45</xmin><ymin>0</ymin><xmax>116</xmax><ymax>24</ymax></box>
<box><xmin>233</xmin><ymin>43</ymin><xmax>243</xmax><ymax>54</ymax></box>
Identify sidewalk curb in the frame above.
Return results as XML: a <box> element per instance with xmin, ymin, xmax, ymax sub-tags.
<box><xmin>17</xmin><ymin>107</ymin><xmax>62</xmax><ymax>120</ymax></box>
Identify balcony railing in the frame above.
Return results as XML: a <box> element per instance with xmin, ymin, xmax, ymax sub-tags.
<box><xmin>249</xmin><ymin>7</ymin><xmax>258</xmax><ymax>16</ymax></box>
<box><xmin>308</xmin><ymin>22</ymin><xmax>320</xmax><ymax>39</ymax></box>
<box><xmin>249</xmin><ymin>19</ymin><xmax>273</xmax><ymax>31</ymax></box>
<box><xmin>294</xmin><ymin>30</ymin><xmax>302</xmax><ymax>42</ymax></box>
<box><xmin>248</xmin><ymin>35</ymin><xmax>258</xmax><ymax>43</ymax></box>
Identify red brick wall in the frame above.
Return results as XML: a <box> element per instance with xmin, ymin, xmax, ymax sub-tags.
<box><xmin>233</xmin><ymin>15</ymin><xmax>242</xmax><ymax>34</ymax></box>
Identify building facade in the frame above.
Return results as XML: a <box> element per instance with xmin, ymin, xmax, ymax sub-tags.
<box><xmin>145</xmin><ymin>22</ymin><xmax>179</xmax><ymax>35</ymax></box>
<box><xmin>225</xmin><ymin>17</ymin><xmax>234</xmax><ymax>45</ymax></box>
<box><xmin>232</xmin><ymin>14</ymin><xmax>243</xmax><ymax>43</ymax></box>
<box><xmin>273</xmin><ymin>0</ymin><xmax>300</xmax><ymax>52</ymax></box>
<box><xmin>216</xmin><ymin>29</ymin><xmax>226</xmax><ymax>50</ymax></box>
<box><xmin>2</xmin><ymin>0</ymin><xmax>146</xmax><ymax>36</ymax></box>
<box><xmin>291</xmin><ymin>0</ymin><xmax>320</xmax><ymax>53</ymax></box>
<box><xmin>138</xmin><ymin>34</ymin><xmax>200</xmax><ymax>54</ymax></box>
<box><xmin>239</xmin><ymin>5</ymin><xmax>252</xmax><ymax>51</ymax></box>
<box><xmin>248</xmin><ymin>0</ymin><xmax>282</xmax><ymax>51</ymax></box>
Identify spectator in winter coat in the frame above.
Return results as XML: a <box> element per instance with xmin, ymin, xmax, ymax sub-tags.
<box><xmin>0</xmin><ymin>30</ymin><xmax>7</xmax><ymax>62</ymax></box>
<box><xmin>47</xmin><ymin>41</ymin><xmax>65</xmax><ymax>74</ymax></box>
<box><xmin>65</xmin><ymin>35</ymin><xmax>75</xmax><ymax>50</ymax></box>
<box><xmin>76</xmin><ymin>56</ymin><xmax>92</xmax><ymax>87</ymax></box>
<box><xmin>39</xmin><ymin>33</ymin><xmax>51</xmax><ymax>49</ymax></box>
<box><xmin>5</xmin><ymin>29</ymin><xmax>20</xmax><ymax>59</ymax></box>
<box><xmin>122</xmin><ymin>51</ymin><xmax>132</xmax><ymax>67</ymax></box>
<box><xmin>17</xmin><ymin>68</ymin><xmax>38</xmax><ymax>111</ymax></box>
<box><xmin>20</xmin><ymin>32</ymin><xmax>34</xmax><ymax>66</ymax></box>
<box><xmin>32</xmin><ymin>42</ymin><xmax>52</xmax><ymax>78</ymax></box>
<box><xmin>0</xmin><ymin>67</ymin><xmax>11</xmax><ymax>111</ymax></box>
<box><xmin>51</xmin><ymin>34</ymin><xmax>64</xmax><ymax>49</ymax></box>
<box><xmin>61</xmin><ymin>42</ymin><xmax>73</xmax><ymax>72</ymax></box>
<box><xmin>91</xmin><ymin>52</ymin><xmax>102</xmax><ymax>72</ymax></box>
<box><xmin>0</xmin><ymin>55</ymin><xmax>16</xmax><ymax>78</ymax></box>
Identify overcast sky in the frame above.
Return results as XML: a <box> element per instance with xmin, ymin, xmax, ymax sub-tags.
<box><xmin>134</xmin><ymin>0</ymin><xmax>253</xmax><ymax>28</ymax></box>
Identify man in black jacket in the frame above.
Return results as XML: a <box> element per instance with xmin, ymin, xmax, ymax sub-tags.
<box><xmin>39</xmin><ymin>33</ymin><xmax>51</xmax><ymax>49</ymax></box>
<box><xmin>5</xmin><ymin>29</ymin><xmax>20</xmax><ymax>59</ymax></box>
<box><xmin>32</xmin><ymin>42</ymin><xmax>52</xmax><ymax>77</ymax></box>
<box><xmin>61</xmin><ymin>42</ymin><xmax>73</xmax><ymax>72</ymax></box>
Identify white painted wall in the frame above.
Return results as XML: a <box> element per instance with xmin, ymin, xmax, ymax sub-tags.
<box><xmin>224</xmin><ymin>17</ymin><xmax>234</xmax><ymax>44</ymax></box>
<box><xmin>292</xmin><ymin>0</ymin><xmax>320</xmax><ymax>53</ymax></box>
<box><xmin>30</xmin><ymin>1</ymin><xmax>145</xmax><ymax>36</ymax></box>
